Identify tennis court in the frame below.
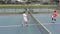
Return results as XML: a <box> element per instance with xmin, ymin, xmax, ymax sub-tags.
<box><xmin>0</xmin><ymin>8</ymin><xmax>60</xmax><ymax>34</ymax></box>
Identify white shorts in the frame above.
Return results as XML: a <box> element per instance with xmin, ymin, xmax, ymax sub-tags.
<box><xmin>24</xmin><ymin>18</ymin><xmax>28</xmax><ymax>22</ymax></box>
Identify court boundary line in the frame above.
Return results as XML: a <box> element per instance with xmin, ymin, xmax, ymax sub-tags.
<box><xmin>43</xmin><ymin>23</ymin><xmax>60</xmax><ymax>25</ymax></box>
<box><xmin>0</xmin><ymin>25</ymin><xmax>21</xmax><ymax>27</ymax></box>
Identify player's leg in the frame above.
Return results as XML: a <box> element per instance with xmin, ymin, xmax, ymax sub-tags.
<box><xmin>23</xmin><ymin>21</ymin><xmax>28</xmax><ymax>27</ymax></box>
<box><xmin>52</xmin><ymin>18</ymin><xmax>53</xmax><ymax>20</ymax></box>
<box><xmin>52</xmin><ymin>16</ymin><xmax>54</xmax><ymax>20</ymax></box>
<box><xmin>52</xmin><ymin>17</ymin><xmax>56</xmax><ymax>23</ymax></box>
<box><xmin>52</xmin><ymin>17</ymin><xmax>55</xmax><ymax>23</ymax></box>
<box><xmin>22</xmin><ymin>19</ymin><xmax>26</xmax><ymax>26</ymax></box>
<box><xmin>23</xmin><ymin>17</ymin><xmax>28</xmax><ymax>26</ymax></box>
<box><xmin>54</xmin><ymin>18</ymin><xmax>56</xmax><ymax>21</ymax></box>
<box><xmin>54</xmin><ymin>17</ymin><xmax>56</xmax><ymax>21</ymax></box>
<box><xmin>23</xmin><ymin>20</ymin><xmax>28</xmax><ymax>26</ymax></box>
<box><xmin>54</xmin><ymin>19</ymin><xmax>56</xmax><ymax>21</ymax></box>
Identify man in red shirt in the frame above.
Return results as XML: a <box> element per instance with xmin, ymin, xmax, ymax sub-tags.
<box><xmin>52</xmin><ymin>10</ymin><xmax>57</xmax><ymax>21</ymax></box>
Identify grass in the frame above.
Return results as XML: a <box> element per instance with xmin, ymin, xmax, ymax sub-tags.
<box><xmin>0</xmin><ymin>4</ymin><xmax>57</xmax><ymax>8</ymax></box>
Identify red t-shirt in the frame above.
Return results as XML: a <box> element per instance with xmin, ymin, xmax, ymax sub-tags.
<box><xmin>52</xmin><ymin>12</ymin><xmax>57</xmax><ymax>17</ymax></box>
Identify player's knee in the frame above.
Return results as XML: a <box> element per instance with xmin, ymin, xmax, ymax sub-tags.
<box><xmin>52</xmin><ymin>18</ymin><xmax>53</xmax><ymax>19</ymax></box>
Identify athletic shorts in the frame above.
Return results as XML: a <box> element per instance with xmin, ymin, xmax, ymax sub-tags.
<box><xmin>52</xmin><ymin>16</ymin><xmax>56</xmax><ymax>19</ymax></box>
<box><xmin>24</xmin><ymin>17</ymin><xmax>28</xmax><ymax>22</ymax></box>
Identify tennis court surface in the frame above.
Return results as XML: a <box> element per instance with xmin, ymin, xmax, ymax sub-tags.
<box><xmin>0</xmin><ymin>8</ymin><xmax>60</xmax><ymax>34</ymax></box>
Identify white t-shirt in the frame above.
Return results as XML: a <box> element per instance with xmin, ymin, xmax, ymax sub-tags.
<box><xmin>23</xmin><ymin>13</ymin><xmax>28</xmax><ymax>21</ymax></box>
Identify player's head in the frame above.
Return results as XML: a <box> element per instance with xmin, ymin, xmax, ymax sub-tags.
<box><xmin>54</xmin><ymin>10</ymin><xmax>56</xmax><ymax>12</ymax></box>
<box><xmin>23</xmin><ymin>11</ymin><xmax>25</xmax><ymax>13</ymax></box>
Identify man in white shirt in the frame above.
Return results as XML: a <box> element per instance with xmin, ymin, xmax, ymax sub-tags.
<box><xmin>22</xmin><ymin>12</ymin><xmax>28</xmax><ymax>26</ymax></box>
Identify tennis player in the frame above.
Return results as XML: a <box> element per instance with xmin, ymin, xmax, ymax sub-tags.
<box><xmin>23</xmin><ymin>12</ymin><xmax>28</xmax><ymax>26</ymax></box>
<box><xmin>52</xmin><ymin>9</ymin><xmax>57</xmax><ymax>21</ymax></box>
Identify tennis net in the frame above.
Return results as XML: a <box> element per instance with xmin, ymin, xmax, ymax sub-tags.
<box><xmin>29</xmin><ymin>12</ymin><xmax>52</xmax><ymax>34</ymax></box>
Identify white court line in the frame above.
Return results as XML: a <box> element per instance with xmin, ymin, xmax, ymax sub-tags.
<box><xmin>1</xmin><ymin>23</ymin><xmax>59</xmax><ymax>27</ymax></box>
<box><xmin>0</xmin><ymin>24</ymin><xmax>41</xmax><ymax>27</ymax></box>
<box><xmin>0</xmin><ymin>23</ymin><xmax>59</xmax><ymax>27</ymax></box>
<box><xmin>43</xmin><ymin>23</ymin><xmax>60</xmax><ymax>25</ymax></box>
<box><xmin>0</xmin><ymin>25</ymin><xmax>21</xmax><ymax>27</ymax></box>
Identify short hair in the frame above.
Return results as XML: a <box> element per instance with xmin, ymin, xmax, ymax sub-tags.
<box><xmin>54</xmin><ymin>10</ymin><xmax>56</xmax><ymax>12</ymax></box>
<box><xmin>23</xmin><ymin>11</ymin><xmax>25</xmax><ymax>13</ymax></box>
